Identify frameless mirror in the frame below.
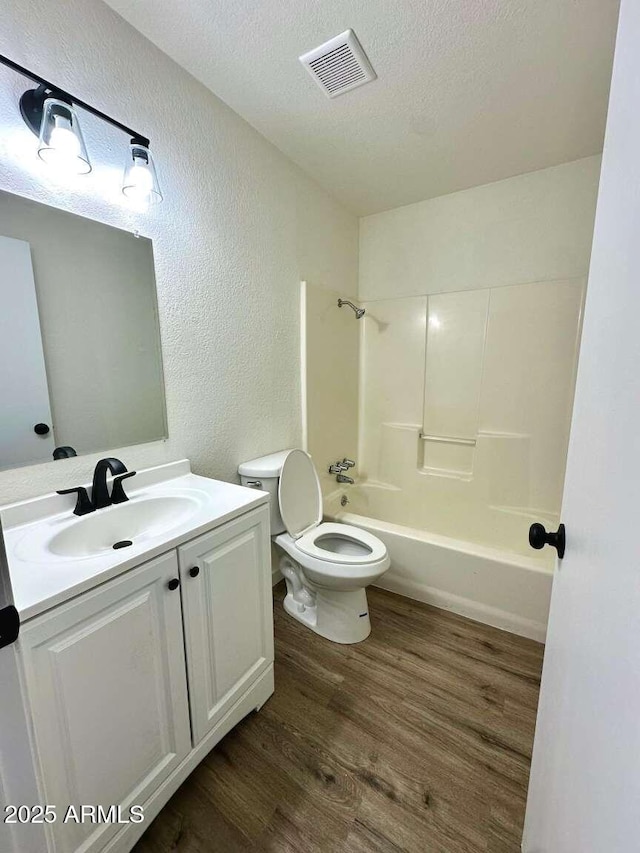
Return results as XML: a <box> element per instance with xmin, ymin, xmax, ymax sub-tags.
<box><xmin>0</xmin><ymin>190</ymin><xmax>167</xmax><ymax>471</ymax></box>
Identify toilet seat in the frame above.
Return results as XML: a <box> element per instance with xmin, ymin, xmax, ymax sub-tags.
<box><xmin>275</xmin><ymin>528</ymin><xmax>389</xmax><ymax>590</ymax></box>
<box><xmin>277</xmin><ymin>449</ymin><xmax>389</xmax><ymax>576</ymax></box>
<box><xmin>296</xmin><ymin>522</ymin><xmax>387</xmax><ymax>565</ymax></box>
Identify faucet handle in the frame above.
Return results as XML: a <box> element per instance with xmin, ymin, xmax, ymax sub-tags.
<box><xmin>111</xmin><ymin>471</ymin><xmax>137</xmax><ymax>505</ymax></box>
<box><xmin>328</xmin><ymin>464</ymin><xmax>347</xmax><ymax>474</ymax></box>
<box><xmin>342</xmin><ymin>458</ymin><xmax>356</xmax><ymax>468</ymax></box>
<box><xmin>57</xmin><ymin>486</ymin><xmax>94</xmax><ymax>516</ymax></box>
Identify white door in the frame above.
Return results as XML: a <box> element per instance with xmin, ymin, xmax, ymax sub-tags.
<box><xmin>523</xmin><ymin>3</ymin><xmax>640</xmax><ymax>850</ymax></box>
<box><xmin>0</xmin><ymin>235</ymin><xmax>55</xmax><ymax>468</ymax></box>
<box><xmin>179</xmin><ymin>506</ymin><xmax>274</xmax><ymax>745</ymax></box>
<box><xmin>19</xmin><ymin>551</ymin><xmax>191</xmax><ymax>853</ymax></box>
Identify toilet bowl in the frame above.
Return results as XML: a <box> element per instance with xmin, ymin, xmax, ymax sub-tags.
<box><xmin>239</xmin><ymin>449</ymin><xmax>390</xmax><ymax>644</ymax></box>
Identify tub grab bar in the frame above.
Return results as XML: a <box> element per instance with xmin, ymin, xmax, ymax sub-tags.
<box><xmin>419</xmin><ymin>433</ymin><xmax>477</xmax><ymax>446</ymax></box>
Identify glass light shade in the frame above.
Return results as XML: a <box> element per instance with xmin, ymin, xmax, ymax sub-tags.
<box><xmin>37</xmin><ymin>98</ymin><xmax>91</xmax><ymax>174</ymax></box>
<box><xmin>122</xmin><ymin>143</ymin><xmax>162</xmax><ymax>205</ymax></box>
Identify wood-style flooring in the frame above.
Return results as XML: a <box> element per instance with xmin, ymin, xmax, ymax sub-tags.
<box><xmin>134</xmin><ymin>583</ymin><xmax>544</xmax><ymax>853</ymax></box>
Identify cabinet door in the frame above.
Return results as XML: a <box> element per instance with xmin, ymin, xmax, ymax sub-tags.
<box><xmin>179</xmin><ymin>506</ymin><xmax>274</xmax><ymax>744</ymax></box>
<box><xmin>19</xmin><ymin>552</ymin><xmax>191</xmax><ymax>853</ymax></box>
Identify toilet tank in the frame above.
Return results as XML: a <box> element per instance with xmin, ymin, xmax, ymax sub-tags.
<box><xmin>238</xmin><ymin>450</ymin><xmax>292</xmax><ymax>535</ymax></box>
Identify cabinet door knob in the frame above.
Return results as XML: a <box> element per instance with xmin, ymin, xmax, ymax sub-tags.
<box><xmin>189</xmin><ymin>566</ymin><xmax>200</xmax><ymax>578</ymax></box>
<box><xmin>167</xmin><ymin>578</ymin><xmax>180</xmax><ymax>591</ymax></box>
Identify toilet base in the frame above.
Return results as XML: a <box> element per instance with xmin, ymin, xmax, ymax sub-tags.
<box><xmin>283</xmin><ymin>586</ymin><xmax>371</xmax><ymax>644</ymax></box>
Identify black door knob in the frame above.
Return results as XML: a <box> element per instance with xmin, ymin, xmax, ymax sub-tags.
<box><xmin>189</xmin><ymin>566</ymin><xmax>200</xmax><ymax>578</ymax></box>
<box><xmin>529</xmin><ymin>522</ymin><xmax>566</xmax><ymax>559</ymax></box>
<box><xmin>167</xmin><ymin>578</ymin><xmax>180</xmax><ymax>591</ymax></box>
<box><xmin>34</xmin><ymin>423</ymin><xmax>50</xmax><ymax>435</ymax></box>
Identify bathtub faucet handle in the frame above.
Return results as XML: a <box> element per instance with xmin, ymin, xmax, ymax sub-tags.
<box><xmin>329</xmin><ymin>463</ymin><xmax>348</xmax><ymax>474</ymax></box>
<box><xmin>342</xmin><ymin>458</ymin><xmax>356</xmax><ymax>468</ymax></box>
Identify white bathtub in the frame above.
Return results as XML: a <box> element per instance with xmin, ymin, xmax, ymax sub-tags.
<box><xmin>325</xmin><ymin>492</ymin><xmax>552</xmax><ymax>643</ymax></box>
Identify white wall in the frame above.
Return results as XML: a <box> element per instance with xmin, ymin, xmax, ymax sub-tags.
<box><xmin>359</xmin><ymin>156</ymin><xmax>601</xmax><ymax>301</ymax></box>
<box><xmin>301</xmin><ymin>282</ymin><xmax>359</xmax><ymax>496</ymax></box>
<box><xmin>0</xmin><ymin>0</ymin><xmax>358</xmax><ymax>504</ymax></box>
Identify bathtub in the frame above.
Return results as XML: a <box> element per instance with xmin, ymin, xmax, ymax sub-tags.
<box><xmin>325</xmin><ymin>488</ymin><xmax>553</xmax><ymax>643</ymax></box>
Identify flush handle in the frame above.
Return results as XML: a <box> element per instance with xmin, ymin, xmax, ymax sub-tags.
<box><xmin>245</xmin><ymin>480</ymin><xmax>262</xmax><ymax>488</ymax></box>
<box><xmin>529</xmin><ymin>523</ymin><xmax>566</xmax><ymax>559</ymax></box>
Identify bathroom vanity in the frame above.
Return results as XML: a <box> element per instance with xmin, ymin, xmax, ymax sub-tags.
<box><xmin>0</xmin><ymin>460</ymin><xmax>274</xmax><ymax>853</ymax></box>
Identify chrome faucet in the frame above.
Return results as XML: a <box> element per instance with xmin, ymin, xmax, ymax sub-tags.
<box><xmin>329</xmin><ymin>457</ymin><xmax>357</xmax><ymax>484</ymax></box>
<box><xmin>328</xmin><ymin>463</ymin><xmax>348</xmax><ymax>474</ymax></box>
<box><xmin>57</xmin><ymin>457</ymin><xmax>136</xmax><ymax>516</ymax></box>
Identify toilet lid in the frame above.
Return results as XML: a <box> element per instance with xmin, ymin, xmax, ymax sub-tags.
<box><xmin>278</xmin><ymin>449</ymin><xmax>322</xmax><ymax>539</ymax></box>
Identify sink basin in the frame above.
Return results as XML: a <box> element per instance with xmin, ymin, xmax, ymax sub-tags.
<box><xmin>47</xmin><ymin>495</ymin><xmax>201</xmax><ymax>558</ymax></box>
<box><xmin>12</xmin><ymin>488</ymin><xmax>208</xmax><ymax>564</ymax></box>
<box><xmin>1</xmin><ymin>460</ymin><xmax>270</xmax><ymax>621</ymax></box>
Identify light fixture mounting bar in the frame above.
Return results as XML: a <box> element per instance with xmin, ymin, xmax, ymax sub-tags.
<box><xmin>0</xmin><ymin>52</ymin><xmax>150</xmax><ymax>147</ymax></box>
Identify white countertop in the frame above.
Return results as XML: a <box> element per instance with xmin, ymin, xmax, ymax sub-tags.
<box><xmin>1</xmin><ymin>460</ymin><xmax>269</xmax><ymax>622</ymax></box>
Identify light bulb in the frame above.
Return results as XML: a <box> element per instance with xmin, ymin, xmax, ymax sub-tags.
<box><xmin>45</xmin><ymin>116</ymin><xmax>81</xmax><ymax>168</ymax></box>
<box><xmin>124</xmin><ymin>156</ymin><xmax>154</xmax><ymax>201</ymax></box>
<box><xmin>37</xmin><ymin>98</ymin><xmax>91</xmax><ymax>174</ymax></box>
<box><xmin>122</xmin><ymin>142</ymin><xmax>162</xmax><ymax>205</ymax></box>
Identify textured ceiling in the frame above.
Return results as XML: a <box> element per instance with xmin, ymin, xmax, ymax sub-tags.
<box><xmin>104</xmin><ymin>0</ymin><xmax>620</xmax><ymax>215</ymax></box>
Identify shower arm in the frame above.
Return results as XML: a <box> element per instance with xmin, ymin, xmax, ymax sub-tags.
<box><xmin>337</xmin><ymin>299</ymin><xmax>365</xmax><ymax>318</ymax></box>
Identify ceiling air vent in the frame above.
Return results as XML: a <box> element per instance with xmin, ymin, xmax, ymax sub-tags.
<box><xmin>299</xmin><ymin>29</ymin><xmax>376</xmax><ymax>99</ymax></box>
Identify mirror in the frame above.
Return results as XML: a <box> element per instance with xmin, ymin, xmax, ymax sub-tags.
<box><xmin>0</xmin><ymin>190</ymin><xmax>167</xmax><ymax>471</ymax></box>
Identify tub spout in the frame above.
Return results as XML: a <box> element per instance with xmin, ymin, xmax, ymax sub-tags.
<box><xmin>336</xmin><ymin>474</ymin><xmax>354</xmax><ymax>484</ymax></box>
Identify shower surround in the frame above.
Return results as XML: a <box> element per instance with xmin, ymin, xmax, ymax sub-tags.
<box><xmin>357</xmin><ymin>278</ymin><xmax>584</xmax><ymax>558</ymax></box>
<box><xmin>304</xmin><ymin>156</ymin><xmax>601</xmax><ymax>639</ymax></box>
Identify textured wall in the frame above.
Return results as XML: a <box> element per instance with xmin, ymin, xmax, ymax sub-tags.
<box><xmin>359</xmin><ymin>156</ymin><xmax>600</xmax><ymax>300</ymax></box>
<box><xmin>0</xmin><ymin>0</ymin><xmax>358</xmax><ymax>504</ymax></box>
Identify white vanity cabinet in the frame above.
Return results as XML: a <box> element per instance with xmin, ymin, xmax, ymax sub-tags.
<box><xmin>10</xmin><ymin>500</ymin><xmax>274</xmax><ymax>853</ymax></box>
<box><xmin>179</xmin><ymin>507</ymin><xmax>273</xmax><ymax>745</ymax></box>
<box><xmin>18</xmin><ymin>551</ymin><xmax>192</xmax><ymax>853</ymax></box>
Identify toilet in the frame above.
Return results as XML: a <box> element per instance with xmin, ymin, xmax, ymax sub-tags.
<box><xmin>239</xmin><ymin>449</ymin><xmax>390</xmax><ymax>644</ymax></box>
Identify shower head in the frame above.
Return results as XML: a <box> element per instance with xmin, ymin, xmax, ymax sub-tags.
<box><xmin>338</xmin><ymin>298</ymin><xmax>365</xmax><ymax>319</ymax></box>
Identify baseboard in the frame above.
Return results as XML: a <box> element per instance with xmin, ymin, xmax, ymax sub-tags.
<box><xmin>375</xmin><ymin>576</ymin><xmax>547</xmax><ymax>643</ymax></box>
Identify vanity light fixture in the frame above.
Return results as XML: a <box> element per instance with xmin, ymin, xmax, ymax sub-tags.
<box><xmin>0</xmin><ymin>53</ymin><xmax>163</xmax><ymax>204</ymax></box>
